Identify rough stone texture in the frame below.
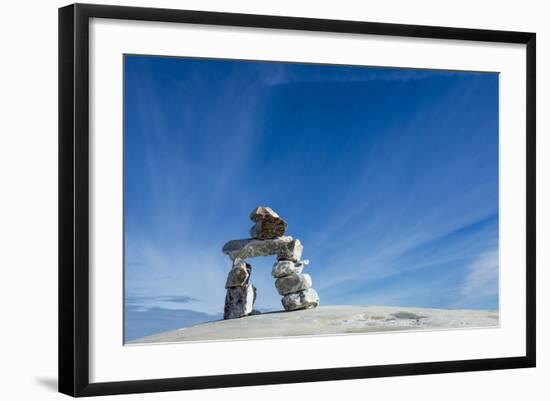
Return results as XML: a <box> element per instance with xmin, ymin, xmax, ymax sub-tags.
<box><xmin>130</xmin><ymin>305</ymin><xmax>499</xmax><ymax>344</ymax></box>
<box><xmin>281</xmin><ymin>288</ymin><xmax>320</xmax><ymax>311</ymax></box>
<box><xmin>224</xmin><ymin>284</ymin><xmax>256</xmax><ymax>319</ymax></box>
<box><xmin>249</xmin><ymin>206</ymin><xmax>280</xmax><ymax>222</ymax></box>
<box><xmin>225</xmin><ymin>263</ymin><xmax>251</xmax><ymax>288</ymax></box>
<box><xmin>277</xmin><ymin>239</ymin><xmax>303</xmax><ymax>262</ymax></box>
<box><xmin>232</xmin><ymin>260</ymin><xmax>247</xmax><ymax>269</ymax></box>
<box><xmin>275</xmin><ymin>273</ymin><xmax>312</xmax><ymax>295</ymax></box>
<box><xmin>222</xmin><ymin>236</ymin><xmax>294</xmax><ymax>261</ymax></box>
<box><xmin>250</xmin><ymin>219</ymin><xmax>287</xmax><ymax>240</ymax></box>
<box><xmin>272</xmin><ymin>260</ymin><xmax>304</xmax><ymax>278</ymax></box>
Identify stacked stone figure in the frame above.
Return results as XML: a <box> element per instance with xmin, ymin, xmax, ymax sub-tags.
<box><xmin>222</xmin><ymin>207</ymin><xmax>320</xmax><ymax>319</ymax></box>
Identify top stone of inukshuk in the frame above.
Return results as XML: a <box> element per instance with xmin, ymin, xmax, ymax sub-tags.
<box><xmin>249</xmin><ymin>206</ymin><xmax>288</xmax><ymax>239</ymax></box>
<box><xmin>221</xmin><ymin>207</ymin><xmax>320</xmax><ymax>319</ymax></box>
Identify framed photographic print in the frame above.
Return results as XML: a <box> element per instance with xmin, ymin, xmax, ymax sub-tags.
<box><xmin>58</xmin><ymin>3</ymin><xmax>536</xmax><ymax>397</ymax></box>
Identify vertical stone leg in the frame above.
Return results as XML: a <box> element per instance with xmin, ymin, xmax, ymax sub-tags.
<box><xmin>274</xmin><ymin>240</ymin><xmax>320</xmax><ymax>312</ymax></box>
<box><xmin>224</xmin><ymin>261</ymin><xmax>256</xmax><ymax>319</ymax></box>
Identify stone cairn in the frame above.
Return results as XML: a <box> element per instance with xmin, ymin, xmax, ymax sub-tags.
<box><xmin>222</xmin><ymin>206</ymin><xmax>320</xmax><ymax>319</ymax></box>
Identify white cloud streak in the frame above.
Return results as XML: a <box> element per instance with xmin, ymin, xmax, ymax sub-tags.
<box><xmin>455</xmin><ymin>250</ymin><xmax>499</xmax><ymax>308</ymax></box>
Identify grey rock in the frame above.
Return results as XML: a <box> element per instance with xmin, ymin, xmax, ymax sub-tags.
<box><xmin>281</xmin><ymin>288</ymin><xmax>320</xmax><ymax>311</ymax></box>
<box><xmin>232</xmin><ymin>260</ymin><xmax>247</xmax><ymax>269</ymax></box>
<box><xmin>272</xmin><ymin>260</ymin><xmax>304</xmax><ymax>278</ymax></box>
<box><xmin>222</xmin><ymin>239</ymin><xmax>254</xmax><ymax>255</ymax></box>
<box><xmin>277</xmin><ymin>239</ymin><xmax>303</xmax><ymax>262</ymax></box>
<box><xmin>249</xmin><ymin>206</ymin><xmax>280</xmax><ymax>222</ymax></box>
<box><xmin>250</xmin><ymin>218</ymin><xmax>287</xmax><ymax>240</ymax></box>
<box><xmin>275</xmin><ymin>273</ymin><xmax>312</xmax><ymax>295</ymax></box>
<box><xmin>224</xmin><ymin>284</ymin><xmax>256</xmax><ymax>319</ymax></box>
<box><xmin>222</xmin><ymin>236</ymin><xmax>294</xmax><ymax>261</ymax></box>
<box><xmin>225</xmin><ymin>263</ymin><xmax>252</xmax><ymax>288</ymax></box>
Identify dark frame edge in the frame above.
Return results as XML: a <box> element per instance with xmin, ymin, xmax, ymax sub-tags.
<box><xmin>59</xmin><ymin>3</ymin><xmax>91</xmax><ymax>397</ymax></box>
<box><xmin>78</xmin><ymin>356</ymin><xmax>531</xmax><ymax>397</ymax></box>
<box><xmin>58</xmin><ymin>3</ymin><xmax>76</xmax><ymax>397</ymax></box>
<box><xmin>525</xmin><ymin>33</ymin><xmax>536</xmax><ymax>368</ymax></box>
<box><xmin>72</xmin><ymin>2</ymin><xmax>535</xmax><ymax>43</ymax></box>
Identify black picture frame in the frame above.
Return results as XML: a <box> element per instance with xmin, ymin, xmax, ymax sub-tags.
<box><xmin>58</xmin><ymin>3</ymin><xmax>536</xmax><ymax>397</ymax></box>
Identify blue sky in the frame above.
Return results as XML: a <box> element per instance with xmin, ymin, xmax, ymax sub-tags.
<box><xmin>124</xmin><ymin>55</ymin><xmax>499</xmax><ymax>341</ymax></box>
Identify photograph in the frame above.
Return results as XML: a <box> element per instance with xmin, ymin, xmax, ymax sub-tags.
<box><xmin>123</xmin><ymin>54</ymin><xmax>500</xmax><ymax>345</ymax></box>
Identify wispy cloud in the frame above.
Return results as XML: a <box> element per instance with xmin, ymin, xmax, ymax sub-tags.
<box><xmin>454</xmin><ymin>250</ymin><xmax>499</xmax><ymax>309</ymax></box>
<box><xmin>126</xmin><ymin>294</ymin><xmax>197</xmax><ymax>305</ymax></box>
<box><xmin>125</xmin><ymin>234</ymin><xmax>229</xmax><ymax>314</ymax></box>
<box><xmin>260</xmin><ymin>64</ymin><xmax>470</xmax><ymax>87</ymax></box>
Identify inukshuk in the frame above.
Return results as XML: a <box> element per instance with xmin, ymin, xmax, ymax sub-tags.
<box><xmin>222</xmin><ymin>207</ymin><xmax>320</xmax><ymax>319</ymax></box>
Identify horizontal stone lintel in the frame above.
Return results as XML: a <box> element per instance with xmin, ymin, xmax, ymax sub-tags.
<box><xmin>222</xmin><ymin>236</ymin><xmax>300</xmax><ymax>261</ymax></box>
